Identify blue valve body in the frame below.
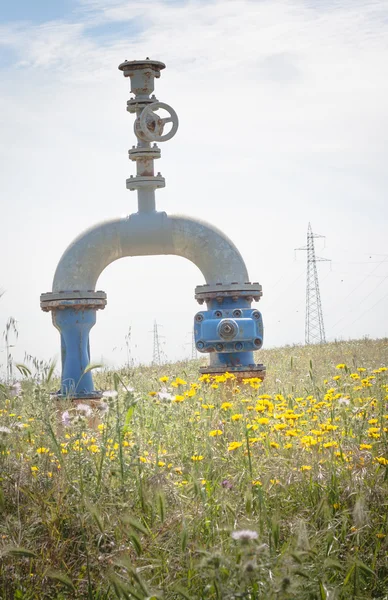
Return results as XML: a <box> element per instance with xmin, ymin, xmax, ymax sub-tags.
<box><xmin>194</xmin><ymin>298</ymin><xmax>263</xmax><ymax>364</ymax></box>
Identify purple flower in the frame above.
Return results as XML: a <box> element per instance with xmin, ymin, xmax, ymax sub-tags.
<box><xmin>221</xmin><ymin>479</ymin><xmax>233</xmax><ymax>489</ymax></box>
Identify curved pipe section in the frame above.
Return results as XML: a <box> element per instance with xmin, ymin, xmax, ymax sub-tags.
<box><xmin>52</xmin><ymin>212</ymin><xmax>249</xmax><ymax>292</ymax></box>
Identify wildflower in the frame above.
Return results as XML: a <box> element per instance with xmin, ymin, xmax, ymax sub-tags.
<box><xmin>368</xmin><ymin>418</ymin><xmax>378</xmax><ymax>424</ymax></box>
<box><xmin>0</xmin><ymin>426</ymin><xmax>11</xmax><ymax>435</ymax></box>
<box><xmin>251</xmin><ymin>480</ymin><xmax>262</xmax><ymax>486</ymax></box>
<box><xmin>333</xmin><ymin>503</ymin><xmax>341</xmax><ymax>509</ymax></box>
<box><xmin>376</xmin><ymin>533</ymin><xmax>386</xmax><ymax>539</ymax></box>
<box><xmin>173</xmin><ymin>395</ymin><xmax>185</xmax><ymax>403</ymax></box>
<box><xmin>359</xmin><ymin>444</ymin><xmax>372</xmax><ymax>450</ymax></box>
<box><xmin>97</xmin><ymin>424</ymin><xmax>106</xmax><ymax>432</ymax></box>
<box><xmin>300</xmin><ymin>465</ymin><xmax>312</xmax><ymax>471</ymax></box>
<box><xmin>157</xmin><ymin>461</ymin><xmax>166</xmax><ymax>467</ymax></box>
<box><xmin>333</xmin><ymin>375</ymin><xmax>341</xmax><ymax>381</ymax></box>
<box><xmin>76</xmin><ymin>403</ymin><xmax>92</xmax><ymax>416</ymax></box>
<box><xmin>174</xmin><ymin>467</ymin><xmax>182</xmax><ymax>474</ymax></box>
<box><xmin>357</xmin><ymin>367</ymin><xmax>366</xmax><ymax>372</ymax></box>
<box><xmin>270</xmin><ymin>442</ymin><xmax>280</xmax><ymax>449</ymax></box>
<box><xmin>336</xmin><ymin>364</ymin><xmax>346</xmax><ymax>369</ymax></box>
<box><xmin>149</xmin><ymin>391</ymin><xmax>157</xmax><ymax>397</ymax></box>
<box><xmin>191</xmin><ymin>454</ymin><xmax>204</xmax><ymax>461</ymax></box>
<box><xmin>36</xmin><ymin>447</ymin><xmax>50</xmax><ymax>454</ymax></box>
<box><xmin>211</xmin><ymin>384</ymin><xmax>219</xmax><ymax>389</ymax></box>
<box><xmin>158</xmin><ymin>391</ymin><xmax>173</xmax><ymax>401</ymax></box>
<box><xmin>30</xmin><ymin>466</ymin><xmax>39</xmax><ymax>472</ymax></box>
<box><xmin>228</xmin><ymin>441</ymin><xmax>243</xmax><ymax>451</ymax></box>
<box><xmin>159</xmin><ymin>376</ymin><xmax>169</xmax><ymax>382</ymax></box>
<box><xmin>102</xmin><ymin>390</ymin><xmax>118</xmax><ymax>398</ymax></box>
<box><xmin>221</xmin><ymin>402</ymin><xmax>233</xmax><ymax>410</ymax></box>
<box><xmin>221</xmin><ymin>479</ymin><xmax>233</xmax><ymax>489</ymax></box>
<box><xmin>231</xmin><ymin>413</ymin><xmax>243</xmax><ymax>421</ymax></box>
<box><xmin>209</xmin><ymin>429</ymin><xmax>223</xmax><ymax>437</ymax></box>
<box><xmin>257</xmin><ymin>417</ymin><xmax>269</xmax><ymax>425</ymax></box>
<box><xmin>375</xmin><ymin>457</ymin><xmax>388</xmax><ymax>466</ymax></box>
<box><xmin>231</xmin><ymin>530</ymin><xmax>258</xmax><ymax>542</ymax></box>
<box><xmin>323</xmin><ymin>441</ymin><xmax>338</xmax><ymax>449</ymax></box>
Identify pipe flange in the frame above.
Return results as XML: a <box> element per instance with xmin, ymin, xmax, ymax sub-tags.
<box><xmin>195</xmin><ymin>282</ymin><xmax>262</xmax><ymax>304</ymax></box>
<box><xmin>118</xmin><ymin>59</ymin><xmax>166</xmax><ymax>76</ymax></box>
<box><xmin>127</xmin><ymin>97</ymin><xmax>157</xmax><ymax>114</ymax></box>
<box><xmin>40</xmin><ymin>291</ymin><xmax>107</xmax><ymax>312</ymax></box>
<box><xmin>128</xmin><ymin>146</ymin><xmax>161</xmax><ymax>161</ymax></box>
<box><xmin>126</xmin><ymin>174</ymin><xmax>165</xmax><ymax>191</ymax></box>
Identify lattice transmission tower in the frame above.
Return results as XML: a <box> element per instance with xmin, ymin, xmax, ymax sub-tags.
<box><xmin>151</xmin><ymin>321</ymin><xmax>165</xmax><ymax>365</ymax></box>
<box><xmin>296</xmin><ymin>223</ymin><xmax>330</xmax><ymax>344</ymax></box>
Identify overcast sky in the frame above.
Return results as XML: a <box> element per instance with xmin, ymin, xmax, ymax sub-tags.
<box><xmin>0</xmin><ymin>0</ymin><xmax>387</xmax><ymax>372</ymax></box>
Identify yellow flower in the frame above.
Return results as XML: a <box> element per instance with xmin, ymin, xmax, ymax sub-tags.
<box><xmin>97</xmin><ymin>424</ymin><xmax>106</xmax><ymax>431</ymax></box>
<box><xmin>191</xmin><ymin>455</ymin><xmax>204</xmax><ymax>461</ymax></box>
<box><xmin>323</xmin><ymin>441</ymin><xmax>338</xmax><ymax>449</ymax></box>
<box><xmin>376</xmin><ymin>533</ymin><xmax>386</xmax><ymax>539</ymax></box>
<box><xmin>368</xmin><ymin>418</ymin><xmax>378</xmax><ymax>424</ymax></box>
<box><xmin>209</xmin><ymin>429</ymin><xmax>223</xmax><ymax>437</ymax></box>
<box><xmin>375</xmin><ymin>457</ymin><xmax>388</xmax><ymax>466</ymax></box>
<box><xmin>300</xmin><ymin>465</ymin><xmax>312</xmax><ymax>471</ymax></box>
<box><xmin>159</xmin><ymin>376</ymin><xmax>169</xmax><ymax>382</ymax></box>
<box><xmin>36</xmin><ymin>447</ymin><xmax>50</xmax><ymax>454</ymax></box>
<box><xmin>251</xmin><ymin>480</ymin><xmax>262</xmax><ymax>486</ymax></box>
<box><xmin>88</xmin><ymin>444</ymin><xmax>100</xmax><ymax>453</ymax></box>
<box><xmin>173</xmin><ymin>395</ymin><xmax>185</xmax><ymax>403</ymax></box>
<box><xmin>336</xmin><ymin>364</ymin><xmax>346</xmax><ymax>369</ymax></box>
<box><xmin>149</xmin><ymin>391</ymin><xmax>157</xmax><ymax>397</ymax></box>
<box><xmin>221</xmin><ymin>402</ymin><xmax>233</xmax><ymax>410</ymax></box>
<box><xmin>175</xmin><ymin>378</ymin><xmax>187</xmax><ymax>386</ymax></box>
<box><xmin>174</xmin><ymin>467</ymin><xmax>182</xmax><ymax>474</ymax></box>
<box><xmin>228</xmin><ymin>441</ymin><xmax>243</xmax><ymax>452</ymax></box>
<box><xmin>31</xmin><ymin>466</ymin><xmax>39</xmax><ymax>472</ymax></box>
<box><xmin>231</xmin><ymin>413</ymin><xmax>243</xmax><ymax>421</ymax></box>
<box><xmin>270</xmin><ymin>442</ymin><xmax>280</xmax><ymax>449</ymax></box>
<box><xmin>359</xmin><ymin>444</ymin><xmax>372</xmax><ymax>450</ymax></box>
<box><xmin>201</xmin><ymin>404</ymin><xmax>215</xmax><ymax>409</ymax></box>
<box><xmin>256</xmin><ymin>417</ymin><xmax>269</xmax><ymax>425</ymax></box>
<box><xmin>333</xmin><ymin>375</ymin><xmax>341</xmax><ymax>381</ymax></box>
<box><xmin>157</xmin><ymin>461</ymin><xmax>166</xmax><ymax>467</ymax></box>
<box><xmin>211</xmin><ymin>384</ymin><xmax>219</xmax><ymax>389</ymax></box>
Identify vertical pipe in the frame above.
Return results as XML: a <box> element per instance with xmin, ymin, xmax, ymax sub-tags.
<box><xmin>52</xmin><ymin>308</ymin><xmax>97</xmax><ymax>396</ymax></box>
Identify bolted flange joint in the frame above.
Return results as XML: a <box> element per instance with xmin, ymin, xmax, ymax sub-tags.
<box><xmin>194</xmin><ymin>282</ymin><xmax>265</xmax><ymax>380</ymax></box>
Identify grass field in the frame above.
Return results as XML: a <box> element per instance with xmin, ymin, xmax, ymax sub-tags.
<box><xmin>0</xmin><ymin>337</ymin><xmax>388</xmax><ymax>599</ymax></box>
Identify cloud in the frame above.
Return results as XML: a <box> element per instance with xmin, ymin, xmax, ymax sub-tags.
<box><xmin>0</xmin><ymin>0</ymin><xmax>387</xmax><ymax>369</ymax></box>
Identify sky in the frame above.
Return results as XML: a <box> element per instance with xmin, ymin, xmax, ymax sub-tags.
<box><xmin>0</xmin><ymin>0</ymin><xmax>387</xmax><ymax>374</ymax></box>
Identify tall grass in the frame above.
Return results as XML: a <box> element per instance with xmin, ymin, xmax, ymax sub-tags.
<box><xmin>0</xmin><ymin>337</ymin><xmax>387</xmax><ymax>599</ymax></box>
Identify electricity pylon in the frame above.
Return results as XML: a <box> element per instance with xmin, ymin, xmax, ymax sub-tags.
<box><xmin>296</xmin><ymin>223</ymin><xmax>330</xmax><ymax>344</ymax></box>
<box><xmin>151</xmin><ymin>321</ymin><xmax>165</xmax><ymax>365</ymax></box>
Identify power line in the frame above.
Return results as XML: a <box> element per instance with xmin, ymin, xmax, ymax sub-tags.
<box><xmin>295</xmin><ymin>223</ymin><xmax>330</xmax><ymax>345</ymax></box>
<box><xmin>327</xmin><ymin>257</ymin><xmax>388</xmax><ymax>332</ymax></box>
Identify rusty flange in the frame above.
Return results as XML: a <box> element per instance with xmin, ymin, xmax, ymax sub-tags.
<box><xmin>195</xmin><ymin>282</ymin><xmax>262</xmax><ymax>304</ymax></box>
<box><xmin>40</xmin><ymin>291</ymin><xmax>107</xmax><ymax>312</ymax></box>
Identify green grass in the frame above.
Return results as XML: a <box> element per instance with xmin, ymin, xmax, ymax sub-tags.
<box><xmin>0</xmin><ymin>337</ymin><xmax>388</xmax><ymax>599</ymax></box>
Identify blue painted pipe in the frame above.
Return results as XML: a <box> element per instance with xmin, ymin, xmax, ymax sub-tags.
<box><xmin>52</xmin><ymin>308</ymin><xmax>97</xmax><ymax>397</ymax></box>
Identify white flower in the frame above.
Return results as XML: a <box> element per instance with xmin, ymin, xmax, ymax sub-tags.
<box><xmin>103</xmin><ymin>390</ymin><xmax>118</xmax><ymax>398</ymax></box>
<box><xmin>0</xmin><ymin>426</ymin><xmax>11</xmax><ymax>434</ymax></box>
<box><xmin>61</xmin><ymin>411</ymin><xmax>71</xmax><ymax>426</ymax></box>
<box><xmin>338</xmin><ymin>397</ymin><xmax>350</xmax><ymax>406</ymax></box>
<box><xmin>231</xmin><ymin>529</ymin><xmax>258</xmax><ymax>542</ymax></box>
<box><xmin>76</xmin><ymin>403</ymin><xmax>92</xmax><ymax>416</ymax></box>
<box><xmin>158</xmin><ymin>391</ymin><xmax>173</xmax><ymax>401</ymax></box>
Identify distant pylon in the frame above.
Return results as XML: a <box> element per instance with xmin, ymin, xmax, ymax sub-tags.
<box><xmin>296</xmin><ymin>223</ymin><xmax>330</xmax><ymax>344</ymax></box>
<box><xmin>151</xmin><ymin>321</ymin><xmax>165</xmax><ymax>365</ymax></box>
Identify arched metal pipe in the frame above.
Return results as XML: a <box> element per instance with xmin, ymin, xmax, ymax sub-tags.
<box><xmin>52</xmin><ymin>212</ymin><xmax>249</xmax><ymax>292</ymax></box>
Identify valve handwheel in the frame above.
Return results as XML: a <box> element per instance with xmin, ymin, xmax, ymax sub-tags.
<box><xmin>138</xmin><ymin>102</ymin><xmax>179</xmax><ymax>142</ymax></box>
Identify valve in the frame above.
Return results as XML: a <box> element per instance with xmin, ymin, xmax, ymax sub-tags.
<box><xmin>194</xmin><ymin>308</ymin><xmax>263</xmax><ymax>353</ymax></box>
<box><xmin>135</xmin><ymin>102</ymin><xmax>179</xmax><ymax>142</ymax></box>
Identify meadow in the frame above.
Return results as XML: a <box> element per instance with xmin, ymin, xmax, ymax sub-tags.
<box><xmin>0</xmin><ymin>337</ymin><xmax>387</xmax><ymax>599</ymax></box>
